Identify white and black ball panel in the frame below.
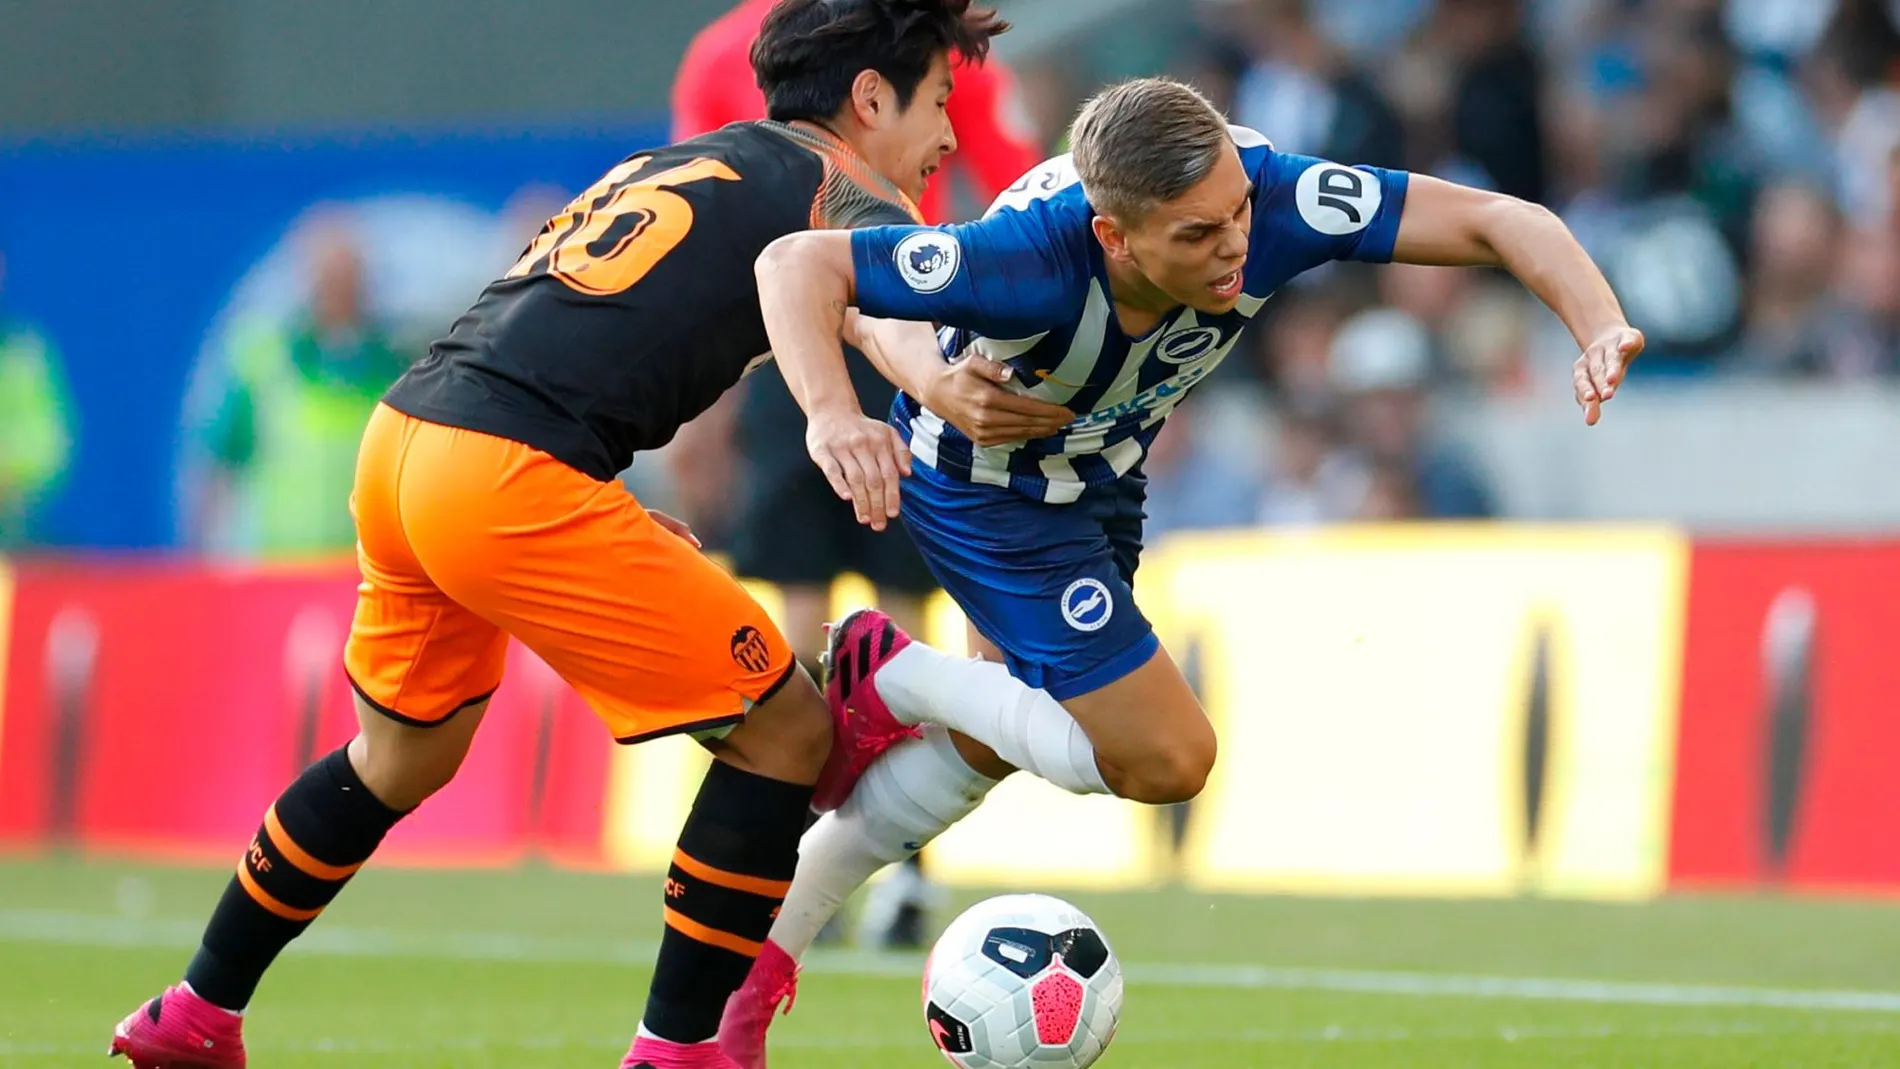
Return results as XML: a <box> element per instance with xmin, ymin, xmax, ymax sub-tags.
<box><xmin>922</xmin><ymin>894</ymin><xmax>1123</xmax><ymax>1069</ymax></box>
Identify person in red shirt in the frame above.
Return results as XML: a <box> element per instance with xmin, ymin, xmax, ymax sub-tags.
<box><xmin>669</xmin><ymin>0</ymin><xmax>1042</xmax><ymax>954</ymax></box>
<box><xmin>674</xmin><ymin>0</ymin><xmax>1039</xmax><ymax>224</ymax></box>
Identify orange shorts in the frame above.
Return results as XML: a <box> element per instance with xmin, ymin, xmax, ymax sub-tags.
<box><xmin>343</xmin><ymin>404</ymin><xmax>794</xmax><ymax>743</ymax></box>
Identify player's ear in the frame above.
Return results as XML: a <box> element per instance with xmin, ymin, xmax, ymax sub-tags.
<box><xmin>1092</xmin><ymin>215</ymin><xmax>1135</xmax><ymax>266</ymax></box>
<box><xmin>849</xmin><ymin>69</ymin><xmax>886</xmax><ymax>129</ymax></box>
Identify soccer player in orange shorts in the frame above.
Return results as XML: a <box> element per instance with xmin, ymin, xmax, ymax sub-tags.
<box><xmin>107</xmin><ymin>4</ymin><xmax>1007</xmax><ymax>1068</ymax></box>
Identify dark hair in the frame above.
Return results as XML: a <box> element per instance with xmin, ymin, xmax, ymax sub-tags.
<box><xmin>752</xmin><ymin>0</ymin><xmax>1008</xmax><ymax>123</ymax></box>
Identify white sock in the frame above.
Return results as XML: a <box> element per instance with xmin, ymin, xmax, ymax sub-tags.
<box><xmin>876</xmin><ymin>643</ymin><xmax>1110</xmax><ymax>795</ymax></box>
<box><xmin>634</xmin><ymin>1023</ymin><xmax>713</xmax><ymax>1045</ymax></box>
<box><xmin>769</xmin><ymin>726</ymin><xmax>998</xmax><ymax>958</ymax></box>
<box><xmin>180</xmin><ymin>982</ymin><xmax>243</xmax><ymax>1017</ymax></box>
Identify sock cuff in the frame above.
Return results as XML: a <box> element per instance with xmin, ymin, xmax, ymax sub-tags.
<box><xmin>695</xmin><ymin>759</ymin><xmax>816</xmax><ymax>823</ymax></box>
<box><xmin>270</xmin><ymin>747</ymin><xmax>407</xmax><ymax>868</ymax></box>
<box><xmin>318</xmin><ymin>747</ymin><xmax>407</xmax><ymax>818</ymax></box>
<box><xmin>180</xmin><ymin>981</ymin><xmax>245</xmax><ymax>1017</ymax></box>
<box><xmin>1065</xmin><ymin>721</ymin><xmax>1112</xmax><ymax>795</ymax></box>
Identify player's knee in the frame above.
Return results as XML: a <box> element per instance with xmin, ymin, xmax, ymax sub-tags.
<box><xmin>777</xmin><ymin>676</ymin><xmax>834</xmax><ymax>770</ymax></box>
<box><xmin>1117</xmin><ymin>727</ymin><xmax>1216</xmax><ymax>806</ymax></box>
<box><xmin>349</xmin><ymin>696</ymin><xmax>485</xmax><ymax>810</ymax></box>
<box><xmin>345</xmin><ymin>731</ymin><xmax>462</xmax><ymax>811</ymax></box>
<box><xmin>718</xmin><ymin>668</ymin><xmax>832</xmax><ymax>782</ymax></box>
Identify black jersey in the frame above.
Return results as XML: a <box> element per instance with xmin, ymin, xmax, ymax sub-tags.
<box><xmin>381</xmin><ymin>121</ymin><xmax>922</xmax><ymax>481</ymax></box>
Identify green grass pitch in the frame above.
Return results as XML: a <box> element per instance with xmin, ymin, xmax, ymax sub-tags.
<box><xmin>5</xmin><ymin>856</ymin><xmax>1900</xmax><ymax>1067</ymax></box>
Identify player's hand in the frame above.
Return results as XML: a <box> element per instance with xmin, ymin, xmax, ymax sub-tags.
<box><xmin>648</xmin><ymin>510</ymin><xmax>702</xmax><ymax>550</ymax></box>
<box><xmin>1574</xmin><ymin>326</ymin><xmax>1645</xmax><ymax>426</ymax></box>
<box><xmin>921</xmin><ymin>356</ymin><xmax>1075</xmax><ymax>447</ymax></box>
<box><xmin>806</xmin><ymin>409</ymin><xmax>913</xmax><ymax>531</ymax></box>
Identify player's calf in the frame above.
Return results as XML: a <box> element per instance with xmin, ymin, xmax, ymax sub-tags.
<box><xmin>186</xmin><ymin>742</ymin><xmax>412</xmax><ymax>1003</ymax></box>
<box><xmin>178</xmin><ymin>727</ymin><xmax>427</xmax><ymax>1011</ymax></box>
<box><xmin>109</xmin><ymin>694</ymin><xmax>479</xmax><ymax>1063</ymax></box>
<box><xmin>635</xmin><ymin>669</ymin><xmax>829</xmax><ymax>1053</ymax></box>
<box><xmin>720</xmin><ymin>725</ymin><xmax>1000</xmax><ymax>1068</ymax></box>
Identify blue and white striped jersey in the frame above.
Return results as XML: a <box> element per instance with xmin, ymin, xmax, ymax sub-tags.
<box><xmin>850</xmin><ymin>127</ymin><xmax>1411</xmax><ymax>504</ymax></box>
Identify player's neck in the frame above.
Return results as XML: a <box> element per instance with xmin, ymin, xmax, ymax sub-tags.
<box><xmin>1101</xmin><ymin>257</ymin><xmax>1180</xmax><ymax>337</ymax></box>
<box><xmin>788</xmin><ymin>118</ymin><xmax>852</xmax><ymax>152</ymax></box>
<box><xmin>786</xmin><ymin>118</ymin><xmax>885</xmax><ymax>175</ymax></box>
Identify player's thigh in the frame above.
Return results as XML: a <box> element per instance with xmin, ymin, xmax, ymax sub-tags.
<box><xmin>494</xmin><ymin>512</ymin><xmax>830</xmax><ymax>784</ymax></box>
<box><xmin>1060</xmin><ymin>473</ymin><xmax>1214</xmax><ymax>786</ymax></box>
<box><xmin>900</xmin><ymin>464</ymin><xmax>1159</xmax><ymax>705</ymax></box>
<box><xmin>396</xmin><ymin>430</ymin><xmax>801</xmax><ymax>751</ymax></box>
<box><xmin>344</xmin><ymin>404</ymin><xmax>511</xmax><ymax>744</ymax></box>
<box><xmin>1058</xmin><ymin>472</ymin><xmax>1210</xmax><ymax>764</ymax></box>
<box><xmin>968</xmin><ymin>622</ymin><xmax>1002</xmax><ymax>663</ymax></box>
<box><xmin>475</xmin><ymin>516</ymin><xmax>798</xmax><ymax>746</ymax></box>
<box><xmin>961</xmin><ymin>582</ymin><xmax>1207</xmax><ymax>789</ymax></box>
<box><xmin>903</xmin><ymin>465</ymin><xmax>1210</xmax><ymax>785</ymax></box>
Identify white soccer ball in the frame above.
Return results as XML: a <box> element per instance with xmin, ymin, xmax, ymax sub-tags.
<box><xmin>921</xmin><ymin>894</ymin><xmax>1123</xmax><ymax>1068</ymax></box>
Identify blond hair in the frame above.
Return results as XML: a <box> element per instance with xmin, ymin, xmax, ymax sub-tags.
<box><xmin>1069</xmin><ymin>78</ymin><xmax>1231</xmax><ymax>222</ymax></box>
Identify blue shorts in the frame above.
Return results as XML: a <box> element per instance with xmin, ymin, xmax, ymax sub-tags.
<box><xmin>899</xmin><ymin>461</ymin><xmax>1159</xmax><ymax>700</ymax></box>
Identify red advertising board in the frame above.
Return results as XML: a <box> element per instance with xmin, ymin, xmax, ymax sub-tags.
<box><xmin>15</xmin><ymin>538</ymin><xmax>1900</xmax><ymax>896</ymax></box>
<box><xmin>1670</xmin><ymin>542</ymin><xmax>1900</xmax><ymax>892</ymax></box>
<box><xmin>0</xmin><ymin>560</ymin><xmax>612</xmax><ymax>865</ymax></box>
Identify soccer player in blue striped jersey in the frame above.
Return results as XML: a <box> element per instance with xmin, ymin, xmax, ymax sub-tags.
<box><xmin>720</xmin><ymin>77</ymin><xmax>1642</xmax><ymax>1062</ymax></box>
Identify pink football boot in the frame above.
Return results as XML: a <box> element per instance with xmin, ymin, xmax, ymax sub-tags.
<box><xmin>622</xmin><ymin>1034</ymin><xmax>742</xmax><ymax>1068</ymax></box>
<box><xmin>109</xmin><ymin>985</ymin><xmax>247</xmax><ymax>1068</ymax></box>
<box><xmin>810</xmin><ymin>608</ymin><xmax>921</xmax><ymax>813</ymax></box>
<box><xmin>715</xmin><ymin>938</ymin><xmax>801</xmax><ymax>1069</ymax></box>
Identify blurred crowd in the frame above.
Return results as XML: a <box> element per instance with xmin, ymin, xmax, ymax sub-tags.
<box><xmin>1009</xmin><ymin>0</ymin><xmax>1900</xmax><ymax>534</ymax></box>
<box><xmin>7</xmin><ymin>0</ymin><xmax>1898</xmax><ymax>551</ymax></box>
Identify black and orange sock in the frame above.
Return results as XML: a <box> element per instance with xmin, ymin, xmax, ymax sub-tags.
<box><xmin>641</xmin><ymin>759</ymin><xmax>812</xmax><ymax>1044</ymax></box>
<box><xmin>183</xmin><ymin>747</ymin><xmax>407</xmax><ymax>1010</ymax></box>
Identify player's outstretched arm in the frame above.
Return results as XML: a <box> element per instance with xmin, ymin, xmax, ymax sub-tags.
<box><xmin>1391</xmin><ymin>176</ymin><xmax>1644</xmax><ymax>426</ymax></box>
<box><xmin>756</xmin><ymin>230</ymin><xmax>912</xmax><ymax>531</ymax></box>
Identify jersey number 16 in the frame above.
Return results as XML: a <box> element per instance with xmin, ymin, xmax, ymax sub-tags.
<box><xmin>507</xmin><ymin>156</ymin><xmax>741</xmax><ymax>296</ymax></box>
